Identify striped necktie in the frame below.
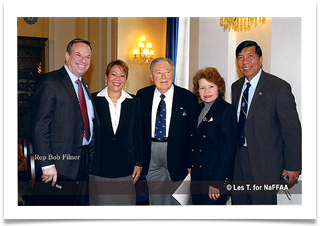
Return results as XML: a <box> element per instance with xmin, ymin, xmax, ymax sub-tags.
<box><xmin>237</xmin><ymin>82</ymin><xmax>251</xmax><ymax>147</ymax></box>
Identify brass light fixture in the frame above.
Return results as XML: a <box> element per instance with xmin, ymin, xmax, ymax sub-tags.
<box><xmin>220</xmin><ymin>17</ymin><xmax>266</xmax><ymax>32</ymax></box>
<box><xmin>133</xmin><ymin>36</ymin><xmax>154</xmax><ymax>64</ymax></box>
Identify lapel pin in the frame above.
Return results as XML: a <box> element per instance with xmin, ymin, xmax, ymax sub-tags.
<box><xmin>183</xmin><ymin>111</ymin><xmax>187</xmax><ymax>116</ymax></box>
<box><xmin>259</xmin><ymin>92</ymin><xmax>262</xmax><ymax>95</ymax></box>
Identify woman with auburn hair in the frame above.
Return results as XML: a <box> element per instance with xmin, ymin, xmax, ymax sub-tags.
<box><xmin>191</xmin><ymin>67</ymin><xmax>237</xmax><ymax>205</ymax></box>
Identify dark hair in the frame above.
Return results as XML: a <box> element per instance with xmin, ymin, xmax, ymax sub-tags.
<box><xmin>66</xmin><ymin>38</ymin><xmax>92</xmax><ymax>54</ymax></box>
<box><xmin>150</xmin><ymin>57</ymin><xmax>175</xmax><ymax>72</ymax></box>
<box><xmin>105</xmin><ymin>59</ymin><xmax>129</xmax><ymax>79</ymax></box>
<box><xmin>193</xmin><ymin>67</ymin><xmax>226</xmax><ymax>96</ymax></box>
<box><xmin>236</xmin><ymin>40</ymin><xmax>262</xmax><ymax>58</ymax></box>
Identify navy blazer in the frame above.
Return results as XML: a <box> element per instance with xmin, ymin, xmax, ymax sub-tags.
<box><xmin>30</xmin><ymin>66</ymin><xmax>98</xmax><ymax>180</ymax></box>
<box><xmin>231</xmin><ymin>70</ymin><xmax>302</xmax><ymax>182</ymax></box>
<box><xmin>136</xmin><ymin>84</ymin><xmax>198</xmax><ymax>181</ymax></box>
<box><xmin>191</xmin><ymin>95</ymin><xmax>237</xmax><ymax>192</ymax></box>
<box><xmin>90</xmin><ymin>92</ymin><xmax>143</xmax><ymax>178</ymax></box>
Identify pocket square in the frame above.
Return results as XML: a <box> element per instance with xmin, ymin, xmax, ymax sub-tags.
<box><xmin>208</xmin><ymin>117</ymin><xmax>214</xmax><ymax>122</ymax></box>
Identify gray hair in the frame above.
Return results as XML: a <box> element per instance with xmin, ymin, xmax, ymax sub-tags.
<box><xmin>150</xmin><ymin>57</ymin><xmax>175</xmax><ymax>72</ymax></box>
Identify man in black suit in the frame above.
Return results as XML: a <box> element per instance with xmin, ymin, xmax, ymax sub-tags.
<box><xmin>30</xmin><ymin>38</ymin><xmax>97</xmax><ymax>205</ymax></box>
<box><xmin>231</xmin><ymin>40</ymin><xmax>301</xmax><ymax>205</ymax></box>
<box><xmin>136</xmin><ymin>57</ymin><xmax>198</xmax><ymax>205</ymax></box>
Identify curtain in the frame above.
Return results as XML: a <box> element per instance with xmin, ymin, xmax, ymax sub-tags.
<box><xmin>166</xmin><ymin>17</ymin><xmax>179</xmax><ymax>81</ymax></box>
<box><xmin>175</xmin><ymin>17</ymin><xmax>190</xmax><ymax>89</ymax></box>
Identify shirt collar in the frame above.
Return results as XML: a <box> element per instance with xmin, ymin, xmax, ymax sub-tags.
<box><xmin>97</xmin><ymin>86</ymin><xmax>132</xmax><ymax>103</ymax></box>
<box><xmin>64</xmin><ymin>64</ymin><xmax>81</xmax><ymax>83</ymax></box>
<box><xmin>244</xmin><ymin>69</ymin><xmax>262</xmax><ymax>90</ymax></box>
<box><xmin>154</xmin><ymin>84</ymin><xmax>174</xmax><ymax>99</ymax></box>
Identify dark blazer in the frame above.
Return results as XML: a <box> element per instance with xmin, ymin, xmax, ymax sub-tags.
<box><xmin>136</xmin><ymin>84</ymin><xmax>198</xmax><ymax>181</ymax></box>
<box><xmin>30</xmin><ymin>66</ymin><xmax>98</xmax><ymax>180</ymax></box>
<box><xmin>90</xmin><ymin>91</ymin><xmax>143</xmax><ymax>178</ymax></box>
<box><xmin>191</xmin><ymin>95</ymin><xmax>237</xmax><ymax>192</ymax></box>
<box><xmin>231</xmin><ymin>70</ymin><xmax>302</xmax><ymax>182</ymax></box>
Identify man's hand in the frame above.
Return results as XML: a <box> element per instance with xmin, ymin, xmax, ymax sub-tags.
<box><xmin>132</xmin><ymin>166</ymin><xmax>142</xmax><ymax>184</ymax></box>
<box><xmin>42</xmin><ymin>166</ymin><xmax>57</xmax><ymax>186</ymax></box>
<box><xmin>282</xmin><ymin>170</ymin><xmax>301</xmax><ymax>188</ymax></box>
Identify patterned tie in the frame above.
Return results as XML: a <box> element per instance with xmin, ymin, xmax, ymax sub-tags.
<box><xmin>76</xmin><ymin>79</ymin><xmax>90</xmax><ymax>141</ymax></box>
<box><xmin>155</xmin><ymin>94</ymin><xmax>166</xmax><ymax>142</ymax></box>
<box><xmin>237</xmin><ymin>82</ymin><xmax>251</xmax><ymax>148</ymax></box>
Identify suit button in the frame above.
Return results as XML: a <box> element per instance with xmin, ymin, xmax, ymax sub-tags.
<box><xmin>192</xmin><ymin>149</ymin><xmax>194</xmax><ymax>152</ymax></box>
<box><xmin>191</xmin><ymin>134</ymin><xmax>193</xmax><ymax>137</ymax></box>
<box><xmin>199</xmin><ymin>149</ymin><xmax>202</xmax><ymax>152</ymax></box>
<box><xmin>203</xmin><ymin>135</ymin><xmax>206</xmax><ymax>138</ymax></box>
<box><xmin>191</xmin><ymin>165</ymin><xmax>194</xmax><ymax>168</ymax></box>
<box><xmin>199</xmin><ymin>165</ymin><xmax>202</xmax><ymax>168</ymax></box>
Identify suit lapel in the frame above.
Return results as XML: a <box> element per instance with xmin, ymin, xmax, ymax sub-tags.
<box><xmin>96</xmin><ymin>96</ymin><xmax>114</xmax><ymax>135</ymax></box>
<box><xmin>82</xmin><ymin>79</ymin><xmax>92</xmax><ymax>100</ymax></box>
<box><xmin>169</xmin><ymin>85</ymin><xmax>185</xmax><ymax>135</ymax></box>
<box><xmin>232</xmin><ymin>77</ymin><xmax>245</xmax><ymax>109</ymax></box>
<box><xmin>198</xmin><ymin>95</ymin><xmax>222</xmax><ymax>129</ymax></box>
<box><xmin>143</xmin><ymin>86</ymin><xmax>155</xmax><ymax>136</ymax></box>
<box><xmin>58</xmin><ymin>67</ymin><xmax>82</xmax><ymax>120</ymax></box>
<box><xmin>246</xmin><ymin>71</ymin><xmax>267</xmax><ymax>123</ymax></box>
<box><xmin>116</xmin><ymin>98</ymin><xmax>133</xmax><ymax>135</ymax></box>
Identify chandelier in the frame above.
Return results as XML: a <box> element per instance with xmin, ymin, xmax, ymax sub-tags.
<box><xmin>133</xmin><ymin>36</ymin><xmax>154</xmax><ymax>64</ymax></box>
<box><xmin>220</xmin><ymin>17</ymin><xmax>266</xmax><ymax>32</ymax></box>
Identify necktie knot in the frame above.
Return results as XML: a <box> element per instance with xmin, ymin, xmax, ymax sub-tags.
<box><xmin>246</xmin><ymin>82</ymin><xmax>251</xmax><ymax>89</ymax></box>
<box><xmin>160</xmin><ymin>94</ymin><xmax>165</xmax><ymax>100</ymax></box>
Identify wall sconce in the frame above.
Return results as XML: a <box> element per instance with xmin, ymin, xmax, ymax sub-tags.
<box><xmin>133</xmin><ymin>36</ymin><xmax>154</xmax><ymax>64</ymax></box>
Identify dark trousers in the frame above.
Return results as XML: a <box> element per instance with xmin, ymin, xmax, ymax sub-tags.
<box><xmin>231</xmin><ymin>146</ymin><xmax>277</xmax><ymax>205</ymax></box>
<box><xmin>74</xmin><ymin>143</ymin><xmax>91</xmax><ymax>206</ymax></box>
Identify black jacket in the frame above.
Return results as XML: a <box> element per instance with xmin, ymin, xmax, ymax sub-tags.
<box><xmin>136</xmin><ymin>84</ymin><xmax>198</xmax><ymax>181</ymax></box>
<box><xmin>90</xmin><ymin>91</ymin><xmax>143</xmax><ymax>178</ymax></box>
<box><xmin>191</xmin><ymin>95</ymin><xmax>237</xmax><ymax>192</ymax></box>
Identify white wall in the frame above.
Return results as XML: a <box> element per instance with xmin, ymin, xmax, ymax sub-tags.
<box><xmin>190</xmin><ymin>17</ymin><xmax>301</xmax><ymax>117</ymax></box>
<box><xmin>270</xmin><ymin>17</ymin><xmax>301</xmax><ymax>117</ymax></box>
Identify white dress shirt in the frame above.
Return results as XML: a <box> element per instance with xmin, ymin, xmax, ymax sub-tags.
<box><xmin>151</xmin><ymin>85</ymin><xmax>174</xmax><ymax>138</ymax></box>
<box><xmin>97</xmin><ymin>86</ymin><xmax>133</xmax><ymax>134</ymax></box>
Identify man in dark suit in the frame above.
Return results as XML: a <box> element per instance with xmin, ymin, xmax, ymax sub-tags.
<box><xmin>30</xmin><ymin>38</ymin><xmax>97</xmax><ymax>205</ymax></box>
<box><xmin>136</xmin><ymin>57</ymin><xmax>198</xmax><ymax>205</ymax></box>
<box><xmin>231</xmin><ymin>40</ymin><xmax>301</xmax><ymax>205</ymax></box>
